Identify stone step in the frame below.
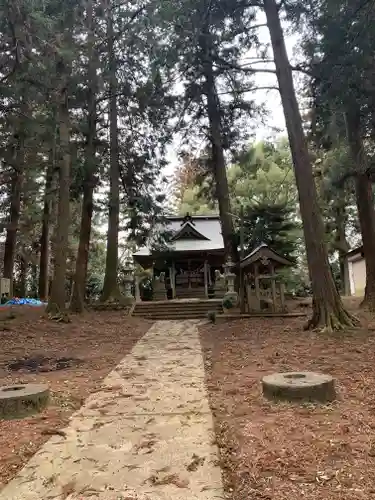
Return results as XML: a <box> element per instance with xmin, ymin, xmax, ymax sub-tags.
<box><xmin>175</xmin><ymin>290</ymin><xmax>206</xmax><ymax>297</ymax></box>
<box><xmin>134</xmin><ymin>308</ymin><xmax>222</xmax><ymax>315</ymax></box>
<box><xmin>133</xmin><ymin>305</ymin><xmax>222</xmax><ymax>312</ymax></box>
<box><xmin>132</xmin><ymin>313</ymin><xmax>215</xmax><ymax>320</ymax></box>
<box><xmin>133</xmin><ymin>314</ymin><xmax>219</xmax><ymax>320</ymax></box>
<box><xmin>132</xmin><ymin>299</ymin><xmax>222</xmax><ymax>319</ymax></box>
<box><xmin>135</xmin><ymin>300</ymin><xmax>222</xmax><ymax>311</ymax></box>
<box><xmin>135</xmin><ymin>302</ymin><xmax>222</xmax><ymax>308</ymax></box>
<box><xmin>136</xmin><ymin>300</ymin><xmax>222</xmax><ymax>307</ymax></box>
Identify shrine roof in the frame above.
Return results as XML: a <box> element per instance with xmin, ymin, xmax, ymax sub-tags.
<box><xmin>240</xmin><ymin>243</ymin><xmax>293</xmax><ymax>269</ymax></box>
<box><xmin>133</xmin><ymin>214</ymin><xmax>225</xmax><ymax>258</ymax></box>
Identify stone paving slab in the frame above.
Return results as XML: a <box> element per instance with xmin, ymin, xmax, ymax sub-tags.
<box><xmin>0</xmin><ymin>320</ymin><xmax>224</xmax><ymax>500</ymax></box>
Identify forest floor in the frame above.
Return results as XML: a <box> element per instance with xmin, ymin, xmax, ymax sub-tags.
<box><xmin>199</xmin><ymin>297</ymin><xmax>375</xmax><ymax>500</ymax></box>
<box><xmin>0</xmin><ymin>306</ymin><xmax>151</xmax><ymax>489</ymax></box>
<box><xmin>1</xmin><ymin>298</ymin><xmax>374</xmax><ymax>499</ymax></box>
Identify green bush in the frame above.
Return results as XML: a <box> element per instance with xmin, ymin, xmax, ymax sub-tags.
<box><xmin>222</xmin><ymin>297</ymin><xmax>234</xmax><ymax>310</ymax></box>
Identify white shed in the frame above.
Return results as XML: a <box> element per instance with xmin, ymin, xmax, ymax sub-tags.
<box><xmin>346</xmin><ymin>246</ymin><xmax>365</xmax><ymax>296</ymax></box>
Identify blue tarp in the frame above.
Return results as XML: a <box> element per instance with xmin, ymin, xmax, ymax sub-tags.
<box><xmin>1</xmin><ymin>298</ymin><xmax>45</xmax><ymax>306</ymax></box>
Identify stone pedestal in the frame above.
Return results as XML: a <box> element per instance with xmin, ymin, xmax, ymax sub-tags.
<box><xmin>262</xmin><ymin>372</ymin><xmax>336</xmax><ymax>402</ymax></box>
<box><xmin>223</xmin><ymin>259</ymin><xmax>238</xmax><ymax>306</ymax></box>
<box><xmin>224</xmin><ymin>272</ymin><xmax>238</xmax><ymax>306</ymax></box>
<box><xmin>134</xmin><ymin>275</ymin><xmax>141</xmax><ymax>302</ymax></box>
<box><xmin>123</xmin><ymin>266</ymin><xmax>135</xmax><ymax>304</ymax></box>
<box><xmin>153</xmin><ymin>272</ymin><xmax>167</xmax><ymax>301</ymax></box>
<box><xmin>214</xmin><ymin>269</ymin><xmax>226</xmax><ymax>298</ymax></box>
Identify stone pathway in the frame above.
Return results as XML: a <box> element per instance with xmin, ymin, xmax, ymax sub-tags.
<box><xmin>0</xmin><ymin>320</ymin><xmax>224</xmax><ymax>500</ymax></box>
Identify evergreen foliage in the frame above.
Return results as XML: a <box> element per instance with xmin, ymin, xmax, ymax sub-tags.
<box><xmin>0</xmin><ymin>0</ymin><xmax>373</xmax><ymax>327</ymax></box>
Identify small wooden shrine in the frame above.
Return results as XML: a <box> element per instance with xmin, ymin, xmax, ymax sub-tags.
<box><xmin>240</xmin><ymin>243</ymin><xmax>293</xmax><ymax>313</ymax></box>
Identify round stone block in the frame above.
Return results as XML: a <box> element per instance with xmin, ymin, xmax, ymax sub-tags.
<box><xmin>0</xmin><ymin>384</ymin><xmax>50</xmax><ymax>419</ymax></box>
<box><xmin>262</xmin><ymin>372</ymin><xmax>336</xmax><ymax>402</ymax></box>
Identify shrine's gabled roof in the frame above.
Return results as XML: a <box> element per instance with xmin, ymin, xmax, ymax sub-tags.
<box><xmin>171</xmin><ymin>216</ymin><xmax>210</xmax><ymax>242</ymax></box>
<box><xmin>133</xmin><ymin>214</ymin><xmax>224</xmax><ymax>258</ymax></box>
<box><xmin>240</xmin><ymin>243</ymin><xmax>293</xmax><ymax>269</ymax></box>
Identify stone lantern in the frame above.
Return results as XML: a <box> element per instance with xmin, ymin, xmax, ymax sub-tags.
<box><xmin>223</xmin><ymin>257</ymin><xmax>238</xmax><ymax>306</ymax></box>
<box><xmin>123</xmin><ymin>263</ymin><xmax>134</xmax><ymax>300</ymax></box>
<box><xmin>224</xmin><ymin>257</ymin><xmax>235</xmax><ymax>277</ymax></box>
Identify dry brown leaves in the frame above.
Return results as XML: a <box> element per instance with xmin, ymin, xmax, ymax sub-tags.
<box><xmin>200</xmin><ymin>305</ymin><xmax>375</xmax><ymax>500</ymax></box>
<box><xmin>148</xmin><ymin>472</ymin><xmax>189</xmax><ymax>488</ymax></box>
<box><xmin>0</xmin><ymin>306</ymin><xmax>151</xmax><ymax>488</ymax></box>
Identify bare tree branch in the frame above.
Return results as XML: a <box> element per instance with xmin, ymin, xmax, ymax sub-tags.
<box><xmin>217</xmin><ymin>85</ymin><xmax>279</xmax><ymax>96</ymax></box>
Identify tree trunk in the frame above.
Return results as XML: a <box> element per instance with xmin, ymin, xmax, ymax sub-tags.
<box><xmin>30</xmin><ymin>262</ymin><xmax>38</xmax><ymax>298</ymax></box>
<box><xmin>38</xmin><ymin>151</ymin><xmax>55</xmax><ymax>301</ymax></box>
<box><xmin>70</xmin><ymin>0</ymin><xmax>97</xmax><ymax>312</ymax></box>
<box><xmin>3</xmin><ymin>140</ymin><xmax>24</xmax><ymax>295</ymax></box>
<box><xmin>47</xmin><ymin>76</ymin><xmax>71</xmax><ymax>314</ymax></box>
<box><xmin>340</xmin><ymin>253</ymin><xmax>350</xmax><ymax>296</ymax></box>
<box><xmin>18</xmin><ymin>256</ymin><xmax>27</xmax><ymax>297</ymax></box>
<box><xmin>101</xmin><ymin>1</ymin><xmax>121</xmax><ymax>302</ymax></box>
<box><xmin>200</xmin><ymin>29</ymin><xmax>237</xmax><ymax>263</ymax></box>
<box><xmin>70</xmin><ymin>185</ymin><xmax>94</xmax><ymax>311</ymax></box>
<box><xmin>263</xmin><ymin>0</ymin><xmax>358</xmax><ymax>330</ymax></box>
<box><xmin>332</xmin><ymin>204</ymin><xmax>350</xmax><ymax>295</ymax></box>
<box><xmin>345</xmin><ymin>106</ymin><xmax>375</xmax><ymax>309</ymax></box>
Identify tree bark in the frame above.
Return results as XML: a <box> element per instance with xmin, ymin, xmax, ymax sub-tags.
<box><xmin>47</xmin><ymin>72</ymin><xmax>71</xmax><ymax>314</ymax></box>
<box><xmin>200</xmin><ymin>29</ymin><xmax>237</xmax><ymax>263</ymax></box>
<box><xmin>345</xmin><ymin>106</ymin><xmax>375</xmax><ymax>309</ymax></box>
<box><xmin>340</xmin><ymin>254</ymin><xmax>350</xmax><ymax>296</ymax></box>
<box><xmin>332</xmin><ymin>203</ymin><xmax>350</xmax><ymax>295</ymax></box>
<box><xmin>263</xmin><ymin>0</ymin><xmax>358</xmax><ymax>330</ymax></box>
<box><xmin>30</xmin><ymin>261</ymin><xmax>38</xmax><ymax>297</ymax></box>
<box><xmin>38</xmin><ymin>150</ymin><xmax>55</xmax><ymax>301</ymax></box>
<box><xmin>18</xmin><ymin>256</ymin><xmax>27</xmax><ymax>297</ymax></box>
<box><xmin>70</xmin><ymin>0</ymin><xmax>97</xmax><ymax>312</ymax></box>
<box><xmin>3</xmin><ymin>132</ymin><xmax>25</xmax><ymax>295</ymax></box>
<box><xmin>101</xmin><ymin>0</ymin><xmax>121</xmax><ymax>302</ymax></box>
<box><xmin>70</xmin><ymin>182</ymin><xmax>95</xmax><ymax>311</ymax></box>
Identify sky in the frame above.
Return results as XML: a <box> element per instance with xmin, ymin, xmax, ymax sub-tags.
<box><xmin>164</xmin><ymin>16</ymin><xmax>299</xmax><ymax>179</ymax></box>
<box><xmin>114</xmin><ymin>17</ymin><xmax>300</xmax><ymax>255</ymax></box>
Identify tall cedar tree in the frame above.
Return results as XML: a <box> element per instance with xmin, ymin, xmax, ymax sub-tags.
<box><xmin>47</xmin><ymin>55</ymin><xmax>71</xmax><ymax>313</ymax></box>
<box><xmin>199</xmin><ymin>19</ymin><xmax>237</xmax><ymax>261</ymax></box>
<box><xmin>345</xmin><ymin>105</ymin><xmax>375</xmax><ymax>308</ymax></box>
<box><xmin>38</xmin><ymin>131</ymin><xmax>56</xmax><ymax>301</ymax></box>
<box><xmin>301</xmin><ymin>0</ymin><xmax>375</xmax><ymax>308</ymax></box>
<box><xmin>160</xmin><ymin>0</ymin><xmax>260</xmax><ymax>263</ymax></box>
<box><xmin>71</xmin><ymin>0</ymin><xmax>98</xmax><ymax>311</ymax></box>
<box><xmin>101</xmin><ymin>0</ymin><xmax>121</xmax><ymax>302</ymax></box>
<box><xmin>263</xmin><ymin>0</ymin><xmax>358</xmax><ymax>329</ymax></box>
